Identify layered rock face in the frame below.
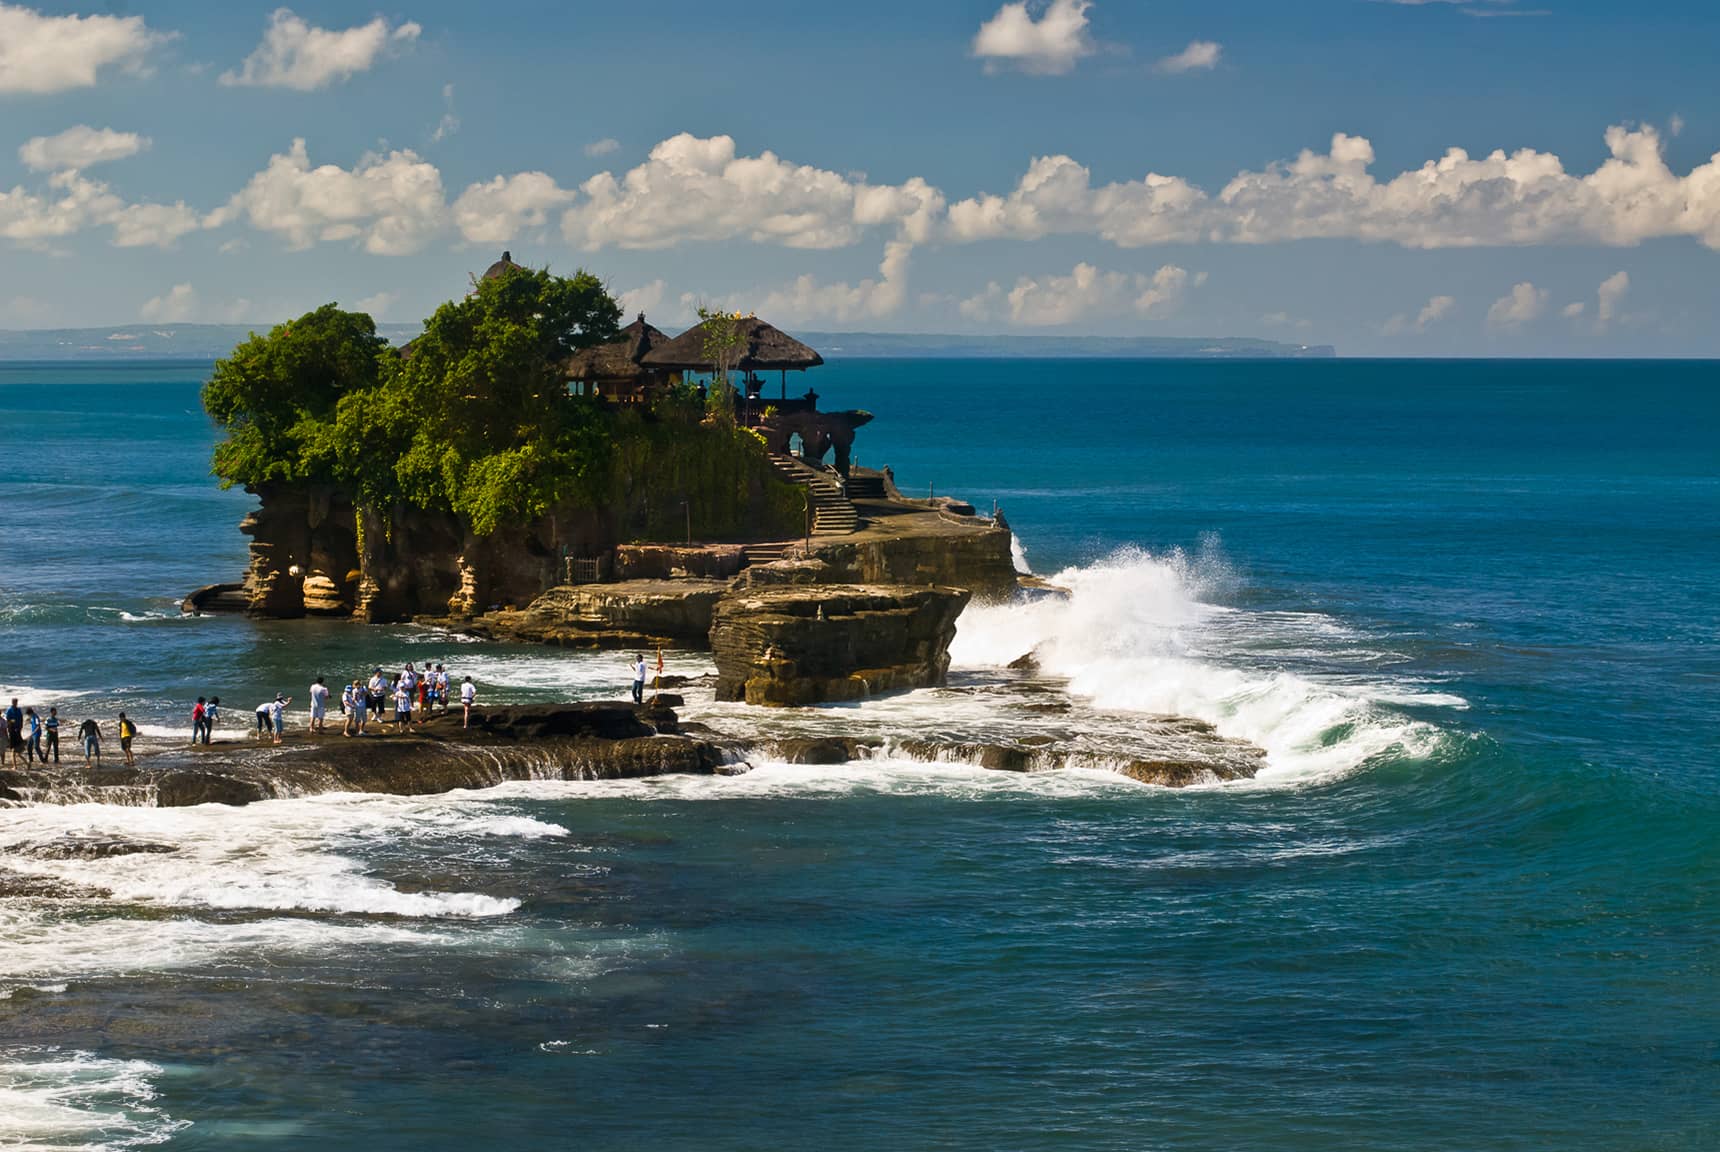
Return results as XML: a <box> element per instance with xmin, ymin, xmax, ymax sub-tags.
<box><xmin>711</xmin><ymin>584</ymin><xmax>970</xmax><ymax>706</ymax></box>
<box><xmin>806</xmin><ymin>524</ymin><xmax>1018</xmax><ymax>602</ymax></box>
<box><xmin>463</xmin><ymin>580</ymin><xmax>727</xmax><ymax>649</ymax></box>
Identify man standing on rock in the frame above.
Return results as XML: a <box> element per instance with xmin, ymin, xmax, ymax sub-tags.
<box><xmin>630</xmin><ymin>654</ymin><xmax>647</xmax><ymax>705</ymax></box>
<box><xmin>79</xmin><ymin>716</ymin><xmax>101</xmax><ymax>767</ymax></box>
<box><xmin>116</xmin><ymin>712</ymin><xmax>138</xmax><ymax>767</ymax></box>
<box><xmin>309</xmin><ymin>677</ymin><xmax>330</xmax><ymax>734</ymax></box>
<box><xmin>460</xmin><ymin>676</ymin><xmax>476</xmax><ymax>728</ymax></box>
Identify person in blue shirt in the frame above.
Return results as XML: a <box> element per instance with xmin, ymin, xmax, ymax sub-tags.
<box><xmin>44</xmin><ymin>707</ymin><xmax>60</xmax><ymax>764</ymax></box>
<box><xmin>4</xmin><ymin>698</ymin><xmax>22</xmax><ymax>768</ymax></box>
<box><xmin>24</xmin><ymin>707</ymin><xmax>43</xmax><ymax>764</ymax></box>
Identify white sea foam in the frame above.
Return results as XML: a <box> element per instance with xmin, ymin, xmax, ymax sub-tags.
<box><xmin>949</xmin><ymin>544</ymin><xmax>1458</xmax><ymax>785</ymax></box>
<box><xmin>474</xmin><ymin>760</ymin><xmax>1147</xmax><ymax>804</ymax></box>
<box><xmin>0</xmin><ymin>793</ymin><xmax>564</xmax><ymax>922</ymax></box>
<box><xmin>0</xmin><ymin>1049</ymin><xmax>188</xmax><ymax>1152</ymax></box>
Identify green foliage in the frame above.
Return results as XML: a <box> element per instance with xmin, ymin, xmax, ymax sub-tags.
<box><xmin>610</xmin><ymin>412</ymin><xmax>804</xmax><ymax>542</ymax></box>
<box><xmin>205</xmin><ymin>265</ymin><xmax>621</xmax><ymax>523</ymax></box>
<box><xmin>202</xmin><ymin>305</ymin><xmax>390</xmax><ymax>488</ymax></box>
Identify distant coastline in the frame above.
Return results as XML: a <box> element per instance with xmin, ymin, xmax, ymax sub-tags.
<box><xmin>0</xmin><ymin>323</ymin><xmax>1335</xmax><ymax>362</ymax></box>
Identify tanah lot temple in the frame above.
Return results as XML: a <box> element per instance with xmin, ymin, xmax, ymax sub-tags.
<box><xmin>488</xmin><ymin>252</ymin><xmax>873</xmax><ymax>479</ymax></box>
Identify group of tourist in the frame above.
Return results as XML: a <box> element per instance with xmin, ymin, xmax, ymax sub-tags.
<box><xmin>247</xmin><ymin>663</ymin><xmax>478</xmax><ymax>744</ymax></box>
<box><xmin>1</xmin><ymin>663</ymin><xmax>480</xmax><ymax>774</ymax></box>
<box><xmin>5</xmin><ymin>697</ymin><xmax>138</xmax><ymax>769</ymax></box>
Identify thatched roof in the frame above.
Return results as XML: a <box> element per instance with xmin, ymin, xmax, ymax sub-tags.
<box><xmin>641</xmin><ymin>316</ymin><xmax>824</xmax><ymax>372</ymax></box>
<box><xmin>481</xmin><ymin>250</ymin><xmax>523</xmax><ymax>282</ymax></box>
<box><xmin>564</xmin><ymin>313</ymin><xmax>672</xmax><ymax>381</ymax></box>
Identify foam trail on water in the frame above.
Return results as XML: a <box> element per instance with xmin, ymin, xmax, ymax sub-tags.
<box><xmin>952</xmin><ymin>544</ymin><xmax>1456</xmax><ymax>785</ymax></box>
<box><xmin>0</xmin><ymin>1049</ymin><xmax>188</xmax><ymax>1151</ymax></box>
<box><xmin>0</xmin><ymin>794</ymin><xmax>561</xmax><ymax>920</ymax></box>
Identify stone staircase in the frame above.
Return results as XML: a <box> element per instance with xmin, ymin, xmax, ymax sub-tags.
<box><xmin>742</xmin><ymin>542</ymin><xmax>791</xmax><ymax>566</ymax></box>
<box><xmin>770</xmin><ymin>453</ymin><xmax>860</xmax><ymax>536</ymax></box>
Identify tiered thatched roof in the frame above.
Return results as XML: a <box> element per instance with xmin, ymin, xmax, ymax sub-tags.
<box><xmin>641</xmin><ymin>316</ymin><xmax>824</xmax><ymax>373</ymax></box>
<box><xmin>564</xmin><ymin>314</ymin><xmax>672</xmax><ymax>382</ymax></box>
<box><xmin>481</xmin><ymin>250</ymin><xmax>523</xmax><ymax>281</ymax></box>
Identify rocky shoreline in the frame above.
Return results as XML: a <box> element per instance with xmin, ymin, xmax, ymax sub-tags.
<box><xmin>0</xmin><ymin>677</ymin><xmax>1269</xmax><ymax>811</ymax></box>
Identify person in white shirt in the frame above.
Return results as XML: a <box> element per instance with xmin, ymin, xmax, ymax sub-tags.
<box><xmin>309</xmin><ymin>677</ymin><xmax>330</xmax><ymax>734</ymax></box>
<box><xmin>630</xmin><ymin>654</ymin><xmax>647</xmax><ymax>704</ymax></box>
<box><xmin>394</xmin><ymin>677</ymin><xmax>411</xmax><ymax>728</ymax></box>
<box><xmin>460</xmin><ymin>676</ymin><xmax>476</xmax><ymax>728</ymax></box>
<box><xmin>256</xmin><ymin>694</ymin><xmax>290</xmax><ymax>743</ymax></box>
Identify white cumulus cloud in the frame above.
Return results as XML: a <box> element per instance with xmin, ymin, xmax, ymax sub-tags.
<box><xmin>1385</xmin><ymin>293</ymin><xmax>1456</xmax><ymax>333</ymax></box>
<box><xmin>221</xmin><ymin>8</ymin><xmax>422</xmax><ymax>91</ymax></box>
<box><xmin>0</xmin><ymin>2</ymin><xmax>170</xmax><ymax>93</ymax></box>
<box><xmin>213</xmin><ymin>139</ymin><xmax>447</xmax><ymax>254</ymax></box>
<box><xmin>584</xmin><ymin>138</ymin><xmax>621</xmax><ymax>158</ymax></box>
<box><xmin>561</xmin><ymin>133</ymin><xmax>944</xmax><ymax>252</ymax></box>
<box><xmin>617</xmin><ymin>280</ymin><xmax>666</xmax><ymax>318</ymax></box>
<box><xmin>1</xmin><ymin>170</ymin><xmax>201</xmax><ymax>249</ymax></box>
<box><xmin>948</xmin><ymin>124</ymin><xmax>1720</xmax><ymax>252</ymax></box>
<box><xmin>453</xmin><ymin>172</ymin><xmax>574</xmax><ymax>245</ymax></box>
<box><xmin>1158</xmin><ymin>40</ymin><xmax>1221</xmax><ymax>74</ymax></box>
<box><xmin>1487</xmin><ymin>282</ymin><xmax>1547</xmax><ymax>331</ymax></box>
<box><xmin>140</xmin><ymin>283</ymin><xmax>197</xmax><ymax>322</ymax></box>
<box><xmin>19</xmin><ymin>126</ymin><xmax>149</xmax><ymax>172</ymax></box>
<box><xmin>961</xmin><ymin>261</ymin><xmax>1200</xmax><ymax>326</ymax></box>
<box><xmin>972</xmin><ymin>0</ymin><xmax>1094</xmax><ymax>76</ymax></box>
<box><xmin>1595</xmin><ymin>270</ymin><xmax>1630</xmax><ymax>328</ymax></box>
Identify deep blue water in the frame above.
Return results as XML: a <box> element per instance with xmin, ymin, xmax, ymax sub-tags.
<box><xmin>0</xmin><ymin>359</ymin><xmax>1716</xmax><ymax>1150</ymax></box>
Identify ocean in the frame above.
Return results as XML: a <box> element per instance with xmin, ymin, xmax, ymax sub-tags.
<box><xmin>0</xmin><ymin>358</ymin><xmax>1715</xmax><ymax>1149</ymax></box>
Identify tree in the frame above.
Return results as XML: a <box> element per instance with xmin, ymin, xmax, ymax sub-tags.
<box><xmin>203</xmin><ymin>305</ymin><xmax>391</xmax><ymax>488</ymax></box>
<box><xmin>697</xmin><ymin>305</ymin><xmax>746</xmax><ymax>424</ymax></box>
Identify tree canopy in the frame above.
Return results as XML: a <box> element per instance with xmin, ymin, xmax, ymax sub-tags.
<box><xmin>205</xmin><ymin>265</ymin><xmax>622</xmax><ymax>534</ymax></box>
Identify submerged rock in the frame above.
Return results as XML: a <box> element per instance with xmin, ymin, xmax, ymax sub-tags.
<box><xmin>710</xmin><ymin>584</ymin><xmax>971</xmax><ymax>707</ymax></box>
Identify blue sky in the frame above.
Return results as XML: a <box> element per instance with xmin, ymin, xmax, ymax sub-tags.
<box><xmin>4</xmin><ymin>0</ymin><xmax>1720</xmax><ymax>354</ymax></box>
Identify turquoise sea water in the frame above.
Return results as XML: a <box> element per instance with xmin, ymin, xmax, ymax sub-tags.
<box><xmin>0</xmin><ymin>359</ymin><xmax>1716</xmax><ymax>1149</ymax></box>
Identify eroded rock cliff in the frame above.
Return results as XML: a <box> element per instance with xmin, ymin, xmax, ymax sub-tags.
<box><xmin>710</xmin><ymin>584</ymin><xmax>971</xmax><ymax>706</ymax></box>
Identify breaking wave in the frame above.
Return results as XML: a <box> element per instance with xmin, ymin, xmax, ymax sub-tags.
<box><xmin>950</xmin><ymin>543</ymin><xmax>1459</xmax><ymax>785</ymax></box>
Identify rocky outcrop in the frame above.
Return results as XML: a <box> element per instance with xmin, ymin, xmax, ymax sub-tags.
<box><xmin>711</xmin><ymin>584</ymin><xmax>970</xmax><ymax>706</ymax></box>
<box><xmin>463</xmin><ymin>579</ymin><xmax>727</xmax><ymax>649</ymax></box>
<box><xmin>0</xmin><ymin>704</ymin><xmax>731</xmax><ymax>808</ymax></box>
<box><xmin>805</xmin><ymin>522</ymin><xmax>1018</xmax><ymax>602</ymax></box>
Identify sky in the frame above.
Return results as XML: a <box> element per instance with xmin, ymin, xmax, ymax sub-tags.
<box><xmin>3</xmin><ymin>0</ymin><xmax>1720</xmax><ymax>355</ymax></box>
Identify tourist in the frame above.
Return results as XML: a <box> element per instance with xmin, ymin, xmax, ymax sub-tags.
<box><xmin>116</xmin><ymin>711</ymin><xmax>138</xmax><ymax>767</ymax></box>
<box><xmin>351</xmin><ymin>679</ymin><xmax>368</xmax><ymax>735</ymax></box>
<box><xmin>367</xmin><ymin>668</ymin><xmax>388</xmax><ymax>721</ymax></box>
<box><xmin>270</xmin><ymin>695</ymin><xmax>289</xmax><ymax>744</ymax></box>
<box><xmin>393</xmin><ymin>675</ymin><xmax>412</xmax><ymax>729</ymax></box>
<box><xmin>4</xmin><ymin>698</ymin><xmax>22</xmax><ymax>767</ymax></box>
<box><xmin>204</xmin><ymin>697</ymin><xmax>220</xmax><ymax>744</ymax></box>
<box><xmin>44</xmin><ymin>707</ymin><xmax>60</xmax><ymax>764</ymax></box>
<box><xmin>630</xmin><ymin>653</ymin><xmax>647</xmax><ymax>704</ymax></box>
<box><xmin>24</xmin><ymin>707</ymin><xmax>43</xmax><ymax>764</ymax></box>
<box><xmin>309</xmin><ymin>676</ymin><xmax>330</xmax><ymax>734</ymax></box>
<box><xmin>191</xmin><ymin>696</ymin><xmax>207</xmax><ymax>744</ymax></box>
<box><xmin>341</xmin><ymin>681</ymin><xmax>357</xmax><ymax>737</ymax></box>
<box><xmin>460</xmin><ymin>675</ymin><xmax>476</xmax><ymax>728</ymax></box>
<box><xmin>415</xmin><ymin>670</ymin><xmax>428</xmax><ymax>725</ymax></box>
<box><xmin>79</xmin><ymin>717</ymin><xmax>101</xmax><ymax>767</ymax></box>
<box><xmin>434</xmin><ymin>664</ymin><xmax>449</xmax><ymax>715</ymax></box>
<box><xmin>256</xmin><ymin>694</ymin><xmax>290</xmax><ymax>744</ymax></box>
